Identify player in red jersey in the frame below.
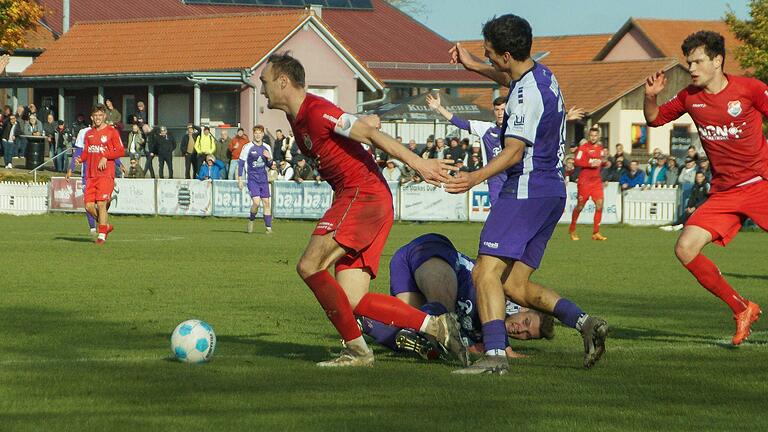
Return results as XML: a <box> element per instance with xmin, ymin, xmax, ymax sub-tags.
<box><xmin>645</xmin><ymin>31</ymin><xmax>767</xmax><ymax>345</ymax></box>
<box><xmin>78</xmin><ymin>104</ymin><xmax>125</xmax><ymax>244</ymax></box>
<box><xmin>259</xmin><ymin>52</ymin><xmax>467</xmax><ymax>367</ymax></box>
<box><xmin>569</xmin><ymin>126</ymin><xmax>608</xmax><ymax>241</ymax></box>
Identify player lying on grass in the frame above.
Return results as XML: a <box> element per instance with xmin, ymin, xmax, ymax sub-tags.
<box><xmin>360</xmin><ymin>233</ymin><xmax>555</xmax><ymax>361</ymax></box>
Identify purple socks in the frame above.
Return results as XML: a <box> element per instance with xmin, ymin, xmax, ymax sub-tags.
<box><xmin>481</xmin><ymin>320</ymin><xmax>508</xmax><ymax>352</ymax></box>
<box><xmin>553</xmin><ymin>298</ymin><xmax>586</xmax><ymax>329</ymax></box>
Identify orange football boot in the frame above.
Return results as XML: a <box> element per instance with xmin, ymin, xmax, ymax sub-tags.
<box><xmin>732</xmin><ymin>301</ymin><xmax>762</xmax><ymax>345</ymax></box>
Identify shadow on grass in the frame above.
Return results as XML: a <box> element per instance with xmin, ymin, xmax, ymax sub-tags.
<box><xmin>608</xmin><ymin>326</ymin><xmax>734</xmax><ymax>347</ymax></box>
<box><xmin>53</xmin><ymin>236</ymin><xmax>94</xmax><ymax>243</ymax></box>
<box><xmin>210</xmin><ymin>229</ymin><xmax>248</xmax><ymax>234</ymax></box>
<box><xmin>723</xmin><ymin>272</ymin><xmax>768</xmax><ymax>281</ymax></box>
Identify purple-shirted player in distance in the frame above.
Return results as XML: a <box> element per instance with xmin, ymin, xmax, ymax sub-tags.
<box><xmin>66</xmin><ymin>125</ymin><xmax>124</xmax><ymax>236</ymax></box>
<box><xmin>446</xmin><ymin>14</ymin><xmax>608</xmax><ymax>374</ymax></box>
<box><xmin>360</xmin><ymin>233</ymin><xmax>555</xmax><ymax>361</ymax></box>
<box><xmin>237</xmin><ymin>125</ymin><xmax>273</xmax><ymax>234</ymax></box>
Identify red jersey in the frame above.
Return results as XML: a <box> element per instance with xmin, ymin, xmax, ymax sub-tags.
<box><xmin>81</xmin><ymin>126</ymin><xmax>124</xmax><ymax>179</ymax></box>
<box><xmin>650</xmin><ymin>75</ymin><xmax>768</xmax><ymax>193</ymax></box>
<box><xmin>573</xmin><ymin>142</ymin><xmax>605</xmax><ymax>184</ymax></box>
<box><xmin>287</xmin><ymin>93</ymin><xmax>387</xmax><ymax>192</ymax></box>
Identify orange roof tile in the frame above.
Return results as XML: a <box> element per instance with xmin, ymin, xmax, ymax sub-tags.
<box><xmin>547</xmin><ymin>58</ymin><xmax>680</xmax><ymax>113</ymax></box>
<box><xmin>23</xmin><ymin>12</ymin><xmax>308</xmax><ymax>76</ymax></box>
<box><xmin>458</xmin><ymin>34</ymin><xmax>612</xmax><ymax>65</ymax></box>
<box><xmin>21</xmin><ymin>25</ymin><xmax>56</xmax><ymax>50</ymax></box>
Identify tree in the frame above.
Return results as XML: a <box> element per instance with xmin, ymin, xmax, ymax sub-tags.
<box><xmin>725</xmin><ymin>0</ymin><xmax>768</xmax><ymax>82</ymax></box>
<box><xmin>0</xmin><ymin>0</ymin><xmax>44</xmax><ymax>52</ymax></box>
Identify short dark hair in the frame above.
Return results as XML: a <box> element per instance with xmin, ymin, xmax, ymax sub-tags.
<box><xmin>492</xmin><ymin>96</ymin><xmax>506</xmax><ymax>106</ymax></box>
<box><xmin>276</xmin><ymin>129</ymin><xmax>282</xmax><ymax>133</ymax></box>
<box><xmin>539</xmin><ymin>314</ymin><xmax>555</xmax><ymax>340</ymax></box>
<box><xmin>482</xmin><ymin>14</ymin><xmax>532</xmax><ymax>62</ymax></box>
<box><xmin>91</xmin><ymin>103</ymin><xmax>107</xmax><ymax>114</ymax></box>
<box><xmin>237</xmin><ymin>127</ymin><xmax>244</xmax><ymax>132</ymax></box>
<box><xmin>267</xmin><ymin>52</ymin><xmax>306</xmax><ymax>88</ymax></box>
<box><xmin>681</xmin><ymin>31</ymin><xmax>726</xmax><ymax>67</ymax></box>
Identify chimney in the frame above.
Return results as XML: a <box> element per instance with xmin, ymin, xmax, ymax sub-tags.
<box><xmin>309</xmin><ymin>4</ymin><xmax>323</xmax><ymax>19</ymax></box>
<box><xmin>63</xmin><ymin>0</ymin><xmax>70</xmax><ymax>33</ymax></box>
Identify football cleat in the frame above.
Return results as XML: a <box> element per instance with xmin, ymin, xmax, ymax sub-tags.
<box><xmin>424</xmin><ymin>313</ymin><xmax>469</xmax><ymax>366</ymax></box>
<box><xmin>591</xmin><ymin>232</ymin><xmax>608</xmax><ymax>241</ymax></box>
<box><xmin>395</xmin><ymin>329</ymin><xmax>444</xmax><ymax>361</ymax></box>
<box><xmin>452</xmin><ymin>354</ymin><xmax>509</xmax><ymax>375</ymax></box>
<box><xmin>580</xmin><ymin>316</ymin><xmax>609</xmax><ymax>369</ymax></box>
<box><xmin>316</xmin><ymin>348</ymin><xmax>374</xmax><ymax>367</ymax></box>
<box><xmin>265</xmin><ymin>227</ymin><xmax>273</xmax><ymax>235</ymax></box>
<box><xmin>732</xmin><ymin>301</ymin><xmax>762</xmax><ymax>346</ymax></box>
<box><xmin>569</xmin><ymin>231</ymin><xmax>580</xmax><ymax>241</ymax></box>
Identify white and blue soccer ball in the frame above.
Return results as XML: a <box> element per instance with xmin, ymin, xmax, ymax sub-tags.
<box><xmin>171</xmin><ymin>319</ymin><xmax>216</xmax><ymax>364</ymax></box>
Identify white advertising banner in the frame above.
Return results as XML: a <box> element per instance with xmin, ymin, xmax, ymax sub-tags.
<box><xmin>212</xmin><ymin>180</ymin><xmax>264</xmax><ymax>218</ymax></box>
<box><xmin>558</xmin><ymin>182</ymin><xmax>621</xmax><ymax>224</ymax></box>
<box><xmin>400</xmin><ymin>182</ymin><xmax>467</xmax><ymax>221</ymax></box>
<box><xmin>468</xmin><ymin>183</ymin><xmax>491</xmax><ymax>222</ymax></box>
<box><xmin>110</xmin><ymin>179</ymin><xmax>156</xmax><ymax>215</ymax></box>
<box><xmin>49</xmin><ymin>177</ymin><xmax>85</xmax><ymax>212</ymax></box>
<box><xmin>156</xmin><ymin>179</ymin><xmax>213</xmax><ymax>216</ymax></box>
<box><xmin>272</xmin><ymin>180</ymin><xmax>333</xmax><ymax>219</ymax></box>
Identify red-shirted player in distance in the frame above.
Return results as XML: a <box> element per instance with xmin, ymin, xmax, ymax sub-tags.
<box><xmin>259</xmin><ymin>52</ymin><xmax>467</xmax><ymax>367</ymax></box>
<box><xmin>644</xmin><ymin>31</ymin><xmax>767</xmax><ymax>345</ymax></box>
<box><xmin>78</xmin><ymin>104</ymin><xmax>125</xmax><ymax>244</ymax></box>
<box><xmin>569</xmin><ymin>126</ymin><xmax>608</xmax><ymax>241</ymax></box>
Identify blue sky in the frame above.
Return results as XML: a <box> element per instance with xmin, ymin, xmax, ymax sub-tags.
<box><xmin>406</xmin><ymin>0</ymin><xmax>751</xmax><ymax>40</ymax></box>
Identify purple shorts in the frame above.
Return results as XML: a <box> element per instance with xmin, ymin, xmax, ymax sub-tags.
<box><xmin>478</xmin><ymin>196</ymin><xmax>565</xmax><ymax>269</ymax></box>
<box><xmin>247</xmin><ymin>181</ymin><xmax>270</xmax><ymax>198</ymax></box>
<box><xmin>389</xmin><ymin>234</ymin><xmax>458</xmax><ymax>297</ymax></box>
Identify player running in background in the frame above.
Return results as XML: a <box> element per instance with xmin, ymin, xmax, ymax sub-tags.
<box><xmin>446</xmin><ymin>14</ymin><xmax>608</xmax><ymax>374</ymax></box>
<box><xmin>237</xmin><ymin>125</ymin><xmax>273</xmax><ymax>234</ymax></box>
<box><xmin>360</xmin><ymin>233</ymin><xmax>555</xmax><ymax>361</ymax></box>
<box><xmin>67</xmin><ymin>121</ymin><xmax>124</xmax><ymax>236</ymax></box>
<box><xmin>259</xmin><ymin>52</ymin><xmax>465</xmax><ymax>367</ymax></box>
<box><xmin>569</xmin><ymin>126</ymin><xmax>608</xmax><ymax>241</ymax></box>
<box><xmin>78</xmin><ymin>104</ymin><xmax>125</xmax><ymax>244</ymax></box>
<box><xmin>644</xmin><ymin>31</ymin><xmax>767</xmax><ymax>345</ymax></box>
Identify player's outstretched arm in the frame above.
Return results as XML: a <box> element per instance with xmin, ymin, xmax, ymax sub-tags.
<box><xmin>445</xmin><ymin>137</ymin><xmax>525</xmax><ymax>193</ymax></box>
<box><xmin>426</xmin><ymin>93</ymin><xmax>454</xmax><ymax>122</ymax></box>
<box><xmin>643</xmin><ymin>70</ymin><xmax>666</xmax><ymax>124</ymax></box>
<box><xmin>449</xmin><ymin>43</ymin><xmax>511</xmax><ymax>87</ymax></box>
<box><xmin>346</xmin><ymin>119</ymin><xmax>455</xmax><ymax>186</ymax></box>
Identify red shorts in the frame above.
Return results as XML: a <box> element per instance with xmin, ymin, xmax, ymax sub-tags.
<box><xmin>686</xmin><ymin>179</ymin><xmax>768</xmax><ymax>246</ymax></box>
<box><xmin>313</xmin><ymin>186</ymin><xmax>394</xmax><ymax>278</ymax></box>
<box><xmin>577</xmin><ymin>181</ymin><xmax>604</xmax><ymax>202</ymax></box>
<box><xmin>83</xmin><ymin>177</ymin><xmax>115</xmax><ymax>203</ymax></box>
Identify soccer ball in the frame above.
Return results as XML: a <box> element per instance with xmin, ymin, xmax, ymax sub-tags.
<box><xmin>170</xmin><ymin>319</ymin><xmax>216</xmax><ymax>363</ymax></box>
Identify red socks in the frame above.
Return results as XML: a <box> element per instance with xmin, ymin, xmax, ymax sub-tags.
<box><xmin>303</xmin><ymin>271</ymin><xmax>361</xmax><ymax>342</ymax></box>
<box><xmin>593</xmin><ymin>209</ymin><xmax>603</xmax><ymax>234</ymax></box>
<box><xmin>569</xmin><ymin>208</ymin><xmax>581</xmax><ymax>232</ymax></box>
<box><xmin>684</xmin><ymin>254</ymin><xmax>747</xmax><ymax>314</ymax></box>
<box><xmin>353</xmin><ymin>293</ymin><xmax>428</xmax><ymax>330</ymax></box>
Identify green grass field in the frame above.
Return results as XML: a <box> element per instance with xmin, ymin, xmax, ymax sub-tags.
<box><xmin>1</xmin><ymin>214</ymin><xmax>766</xmax><ymax>431</ymax></box>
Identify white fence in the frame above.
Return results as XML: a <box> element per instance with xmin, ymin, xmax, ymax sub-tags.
<box><xmin>2</xmin><ymin>179</ymin><xmax>684</xmax><ymax>225</ymax></box>
<box><xmin>0</xmin><ymin>182</ymin><xmax>48</xmax><ymax>215</ymax></box>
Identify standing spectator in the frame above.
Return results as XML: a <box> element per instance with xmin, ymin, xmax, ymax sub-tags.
<box><xmin>665</xmin><ymin>157</ymin><xmax>680</xmax><ymax>186</ymax></box>
<box><xmin>2</xmin><ymin>114</ymin><xmax>20</xmax><ymax>168</ymax></box>
<box><xmin>125</xmin><ymin>157</ymin><xmax>146</xmax><ymax>179</ymax></box>
<box><xmin>71</xmin><ymin>113</ymin><xmax>87</xmax><ymax>138</ymax></box>
<box><xmin>611</xmin><ymin>143</ymin><xmax>629</xmax><ymax>164</ymax></box>
<box><xmin>467</xmin><ymin>154</ymin><xmax>482</xmax><ymax>172</ymax></box>
<box><xmin>421</xmin><ymin>139</ymin><xmax>435</xmax><ymax>159</ymax></box>
<box><xmin>52</xmin><ymin>121</ymin><xmax>70</xmax><ymax>172</ymax></box>
<box><xmin>685</xmin><ymin>145</ymin><xmax>700</xmax><ymax>165</ymax></box>
<box><xmin>432</xmin><ymin>138</ymin><xmax>447</xmax><ymax>159</ymax></box>
<box><xmin>272</xmin><ymin>129</ymin><xmax>287</xmax><ymax>162</ymax></box>
<box><xmin>407</xmin><ymin>139</ymin><xmax>418</xmax><ymax>154</ymax></box>
<box><xmin>27</xmin><ymin>103</ymin><xmax>38</xmax><ymax>120</ymax></box>
<box><xmin>194</xmin><ymin>126</ymin><xmax>216</xmax><ymax>169</ymax></box>
<box><xmin>104</xmin><ymin>98</ymin><xmax>122</xmax><ymax>128</ymax></box>
<box><xmin>613</xmin><ymin>157</ymin><xmax>627</xmax><ymax>180</ymax></box>
<box><xmin>141</xmin><ymin>124</ymin><xmax>156</xmax><ymax>178</ymax></box>
<box><xmin>126</xmin><ymin>123</ymin><xmax>145</xmax><ymax>161</ymax></box>
<box><xmin>698</xmin><ymin>157</ymin><xmax>712</xmax><ymax>182</ymax></box>
<box><xmin>601</xmin><ymin>159</ymin><xmax>620</xmax><ymax>182</ymax></box>
<box><xmin>620</xmin><ymin>160</ymin><xmax>646</xmax><ymax>190</ymax></box>
<box><xmin>43</xmin><ymin>113</ymin><xmax>57</xmax><ymax>160</ymax></box>
<box><xmin>15</xmin><ymin>105</ymin><xmax>26</xmax><ymax>121</ymax></box>
<box><xmin>660</xmin><ymin>172</ymin><xmax>710</xmax><ymax>231</ymax></box>
<box><xmin>292</xmin><ymin>156</ymin><xmax>315</xmax><ymax>182</ymax></box>
<box><xmin>133</xmin><ymin>101</ymin><xmax>147</xmax><ymax>124</ymax></box>
<box><xmin>647</xmin><ymin>147</ymin><xmax>662</xmax><ymax>172</ymax></box>
<box><xmin>287</xmin><ymin>131</ymin><xmax>300</xmax><ymax>162</ymax></box>
<box><xmin>445</xmin><ymin>137</ymin><xmax>465</xmax><ymax>164</ymax></box>
<box><xmin>277</xmin><ymin>160</ymin><xmax>294</xmax><ymax>180</ymax></box>
<box><xmin>181</xmin><ymin>124</ymin><xmax>199</xmax><ymax>179</ymax></box>
<box><xmin>215</xmin><ymin>129</ymin><xmax>230</xmax><ymax>174</ymax></box>
<box><xmin>197</xmin><ymin>154</ymin><xmax>225</xmax><ymax>180</ymax></box>
<box><xmin>678</xmin><ymin>157</ymin><xmax>698</xmax><ymax>186</ymax></box>
<box><xmin>646</xmin><ymin>154</ymin><xmax>668</xmax><ymax>185</ymax></box>
<box><xmin>227</xmin><ymin>128</ymin><xmax>248</xmax><ymax>180</ymax></box>
<box><xmin>22</xmin><ymin>113</ymin><xmax>44</xmax><ymax>158</ymax></box>
<box><xmin>381</xmin><ymin>159</ymin><xmax>402</xmax><ymax>182</ymax></box>
<box><xmin>153</xmin><ymin>126</ymin><xmax>176</xmax><ymax>179</ymax></box>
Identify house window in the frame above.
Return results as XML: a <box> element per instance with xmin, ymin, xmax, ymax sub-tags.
<box><xmin>631</xmin><ymin>123</ymin><xmax>648</xmax><ymax>151</ymax></box>
<box><xmin>597</xmin><ymin>122</ymin><xmax>610</xmax><ymax>148</ymax></box>
<box><xmin>308</xmin><ymin>87</ymin><xmax>337</xmax><ymax>105</ymax></box>
<box><xmin>202</xmin><ymin>91</ymin><xmax>238</xmax><ymax>125</ymax></box>
<box><xmin>670</xmin><ymin>124</ymin><xmax>692</xmax><ymax>159</ymax></box>
<box><xmin>123</xmin><ymin>95</ymin><xmax>135</xmax><ymax>124</ymax></box>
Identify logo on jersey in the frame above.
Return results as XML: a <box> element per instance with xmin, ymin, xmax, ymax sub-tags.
<box><xmin>100</xmin><ymin>135</ymin><xmax>108</xmax><ymax>143</ymax></box>
<box><xmin>697</xmin><ymin>122</ymin><xmax>747</xmax><ymax>140</ymax></box>
<box><xmin>483</xmin><ymin>241</ymin><xmax>499</xmax><ymax>249</ymax></box>
<box><xmin>691</xmin><ymin>103</ymin><xmax>707</xmax><ymax>108</ymax></box>
<box><xmin>727</xmin><ymin>100</ymin><xmax>742</xmax><ymax>117</ymax></box>
<box><xmin>512</xmin><ymin>114</ymin><xmax>525</xmax><ymax>127</ymax></box>
<box><xmin>302</xmin><ymin>133</ymin><xmax>312</xmax><ymax>150</ymax></box>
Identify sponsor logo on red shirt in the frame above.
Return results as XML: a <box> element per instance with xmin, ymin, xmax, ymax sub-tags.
<box><xmin>727</xmin><ymin>100</ymin><xmax>742</xmax><ymax>117</ymax></box>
